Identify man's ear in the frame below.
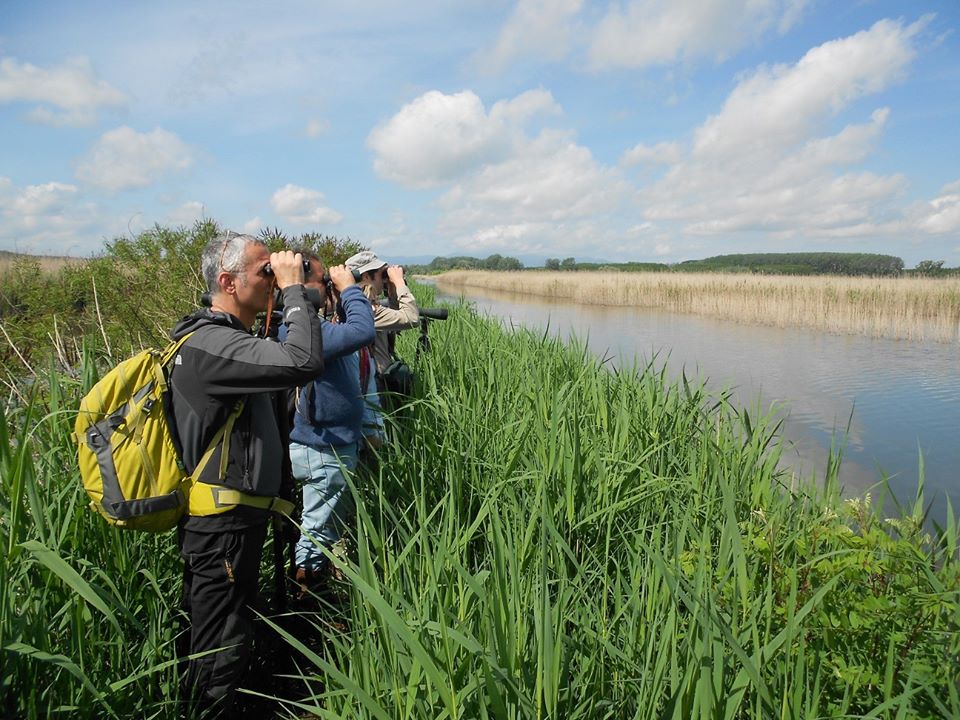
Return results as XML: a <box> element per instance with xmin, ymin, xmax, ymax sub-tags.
<box><xmin>218</xmin><ymin>271</ymin><xmax>236</xmax><ymax>296</ymax></box>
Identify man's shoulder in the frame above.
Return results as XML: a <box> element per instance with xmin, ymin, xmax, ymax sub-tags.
<box><xmin>181</xmin><ymin>315</ymin><xmax>248</xmax><ymax>345</ymax></box>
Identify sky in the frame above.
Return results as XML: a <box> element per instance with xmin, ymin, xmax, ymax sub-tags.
<box><xmin>1</xmin><ymin>1</ymin><xmax>958</xmax><ymax>266</ymax></box>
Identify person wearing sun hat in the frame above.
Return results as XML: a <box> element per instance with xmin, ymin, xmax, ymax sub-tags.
<box><xmin>345</xmin><ymin>250</ymin><xmax>420</xmax><ymax>376</ymax></box>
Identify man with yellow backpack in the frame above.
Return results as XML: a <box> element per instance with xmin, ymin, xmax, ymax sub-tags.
<box><xmin>167</xmin><ymin>232</ymin><xmax>323</xmax><ymax>716</ymax></box>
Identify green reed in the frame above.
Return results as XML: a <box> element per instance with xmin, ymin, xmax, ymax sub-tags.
<box><xmin>1</xmin><ymin>352</ymin><xmax>183</xmax><ymax>718</ymax></box>
<box><xmin>280</xmin><ymin>289</ymin><xmax>959</xmax><ymax>718</ymax></box>
<box><xmin>1</xmin><ymin>280</ymin><xmax>957</xmax><ymax>718</ymax></box>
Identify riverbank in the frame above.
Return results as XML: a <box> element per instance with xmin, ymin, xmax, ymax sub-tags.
<box><xmin>433</xmin><ymin>270</ymin><xmax>960</xmax><ymax>342</ymax></box>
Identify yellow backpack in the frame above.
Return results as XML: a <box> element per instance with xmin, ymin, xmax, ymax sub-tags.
<box><xmin>75</xmin><ymin>334</ymin><xmax>293</xmax><ymax>532</ymax></box>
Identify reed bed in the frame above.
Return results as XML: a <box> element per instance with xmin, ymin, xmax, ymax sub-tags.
<box><xmin>1</xmin><ymin>283</ymin><xmax>957</xmax><ymax>718</ymax></box>
<box><xmin>0</xmin><ymin>254</ymin><xmax>83</xmax><ymax>277</ymax></box>
<box><xmin>278</xmin><ymin>287</ymin><xmax>959</xmax><ymax>718</ymax></box>
<box><xmin>434</xmin><ymin>270</ymin><xmax>960</xmax><ymax>342</ymax></box>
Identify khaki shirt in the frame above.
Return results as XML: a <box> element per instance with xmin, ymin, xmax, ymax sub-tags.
<box><xmin>365</xmin><ymin>284</ymin><xmax>419</xmax><ymax>372</ymax></box>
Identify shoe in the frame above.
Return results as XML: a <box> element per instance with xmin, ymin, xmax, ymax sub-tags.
<box><xmin>293</xmin><ymin>565</ymin><xmax>326</xmax><ymax>602</ymax></box>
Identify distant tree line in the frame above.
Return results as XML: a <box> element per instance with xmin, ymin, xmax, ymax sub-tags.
<box><xmin>407</xmin><ymin>254</ymin><xmax>524</xmax><ymax>273</ymax></box>
<box><xmin>908</xmin><ymin>259</ymin><xmax>960</xmax><ymax>277</ymax></box>
<box><xmin>410</xmin><ymin>251</ymin><xmax>959</xmax><ymax>278</ymax></box>
<box><xmin>545</xmin><ymin>257</ymin><xmax>670</xmax><ymax>272</ymax></box>
<box><xmin>676</xmin><ymin>253</ymin><xmax>905</xmax><ymax>276</ymax></box>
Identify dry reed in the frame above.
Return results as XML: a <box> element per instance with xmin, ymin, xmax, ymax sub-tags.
<box><xmin>0</xmin><ymin>254</ymin><xmax>81</xmax><ymax>276</ymax></box>
<box><xmin>434</xmin><ymin>270</ymin><xmax>960</xmax><ymax>342</ymax></box>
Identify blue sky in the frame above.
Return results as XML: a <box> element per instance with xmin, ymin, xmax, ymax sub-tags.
<box><xmin>1</xmin><ymin>0</ymin><xmax>958</xmax><ymax>266</ymax></box>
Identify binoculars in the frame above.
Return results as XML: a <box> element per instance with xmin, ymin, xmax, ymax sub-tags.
<box><xmin>260</xmin><ymin>262</ymin><xmax>363</xmax><ymax>286</ymax></box>
<box><xmin>322</xmin><ymin>268</ymin><xmax>362</xmax><ymax>284</ymax></box>
<box><xmin>261</xmin><ymin>258</ymin><xmax>313</xmax><ymax>279</ymax></box>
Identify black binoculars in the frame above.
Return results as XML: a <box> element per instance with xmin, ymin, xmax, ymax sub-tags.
<box><xmin>261</xmin><ymin>258</ymin><xmax>313</xmax><ymax>279</ymax></box>
<box><xmin>322</xmin><ymin>268</ymin><xmax>362</xmax><ymax>284</ymax></box>
<box><xmin>261</xmin><ymin>263</ymin><xmax>363</xmax><ymax>286</ymax></box>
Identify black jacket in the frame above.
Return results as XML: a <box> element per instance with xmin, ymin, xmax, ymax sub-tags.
<box><xmin>169</xmin><ymin>285</ymin><xmax>323</xmax><ymax>531</ymax></box>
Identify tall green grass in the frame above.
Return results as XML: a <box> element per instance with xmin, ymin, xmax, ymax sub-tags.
<box><xmin>278</xmin><ymin>288</ymin><xmax>959</xmax><ymax>718</ymax></box>
<box><xmin>1</xmin><ymin>353</ymin><xmax>183</xmax><ymax>718</ymax></box>
<box><xmin>1</xmin><ymin>279</ymin><xmax>957</xmax><ymax>718</ymax></box>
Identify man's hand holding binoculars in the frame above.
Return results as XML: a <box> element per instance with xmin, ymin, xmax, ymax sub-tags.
<box><xmin>326</xmin><ymin>264</ymin><xmax>356</xmax><ymax>292</ymax></box>
<box><xmin>267</xmin><ymin>251</ymin><xmax>306</xmax><ymax>289</ymax></box>
<box><xmin>386</xmin><ymin>265</ymin><xmax>406</xmax><ymax>287</ymax></box>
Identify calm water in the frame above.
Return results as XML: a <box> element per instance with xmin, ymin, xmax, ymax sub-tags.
<box><xmin>433</xmin><ymin>281</ymin><xmax>960</xmax><ymax>527</ymax></box>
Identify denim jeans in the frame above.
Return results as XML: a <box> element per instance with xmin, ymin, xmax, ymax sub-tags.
<box><xmin>289</xmin><ymin>442</ymin><xmax>358</xmax><ymax>570</ymax></box>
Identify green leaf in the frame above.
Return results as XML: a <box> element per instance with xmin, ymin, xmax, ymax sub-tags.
<box><xmin>20</xmin><ymin>539</ymin><xmax>121</xmax><ymax>634</ymax></box>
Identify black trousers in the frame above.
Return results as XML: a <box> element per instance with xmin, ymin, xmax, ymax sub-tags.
<box><xmin>177</xmin><ymin>522</ymin><xmax>268</xmax><ymax>716</ymax></box>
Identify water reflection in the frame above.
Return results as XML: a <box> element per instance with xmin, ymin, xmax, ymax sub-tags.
<box><xmin>434</xmin><ymin>281</ymin><xmax>960</xmax><ymax>526</ymax></box>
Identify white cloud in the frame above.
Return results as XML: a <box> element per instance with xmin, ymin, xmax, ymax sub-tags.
<box><xmin>910</xmin><ymin>181</ymin><xmax>960</xmax><ymax>235</ymax></box>
<box><xmin>0</xmin><ymin>56</ymin><xmax>126</xmax><ymax>126</ymax></box>
<box><xmin>367</xmin><ymin>89</ymin><xmax>560</xmax><ymax>188</ymax></box>
<box><xmin>691</xmin><ymin>19</ymin><xmax>926</xmax><ymax>161</ymax></box>
<box><xmin>438</xmin><ymin>131</ymin><xmax>629</xmax><ymax>254</ymax></box>
<box><xmin>8</xmin><ymin>181</ymin><xmax>79</xmax><ymax>216</ymax></box>
<box><xmin>75</xmin><ymin>126</ymin><xmax>194</xmax><ymax>192</ymax></box>
<box><xmin>305</xmin><ymin>119</ymin><xmax>330</xmax><ymax>138</ymax></box>
<box><xmin>371</xmin><ymin>88</ymin><xmax>628</xmax><ymax>255</ymax></box>
<box><xmin>588</xmin><ymin>0</ymin><xmax>812</xmax><ymax>70</ymax></box>
<box><xmin>166</xmin><ymin>201</ymin><xmax>206</xmax><ymax>227</ymax></box>
<box><xmin>440</xmin><ymin>129</ymin><xmax>625</xmax><ymax>229</ymax></box>
<box><xmin>479</xmin><ymin>0</ymin><xmax>583</xmax><ymax>74</ymax></box>
<box><xmin>243</xmin><ymin>216</ymin><xmax>264</xmax><ymax>234</ymax></box>
<box><xmin>638</xmin><ymin>19</ymin><xmax>928</xmax><ymax>240</ymax></box>
<box><xmin>0</xmin><ymin>177</ymin><xmax>101</xmax><ymax>254</ymax></box>
<box><xmin>621</xmin><ymin>141</ymin><xmax>683</xmax><ymax>167</ymax></box>
<box><xmin>270</xmin><ymin>184</ymin><xmax>343</xmax><ymax>226</ymax></box>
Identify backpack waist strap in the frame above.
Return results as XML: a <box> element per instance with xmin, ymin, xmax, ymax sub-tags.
<box><xmin>188</xmin><ymin>482</ymin><xmax>295</xmax><ymax>516</ymax></box>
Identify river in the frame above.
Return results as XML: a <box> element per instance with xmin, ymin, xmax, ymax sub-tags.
<box><xmin>431</xmin><ymin>281</ymin><xmax>960</xmax><ymax>529</ymax></box>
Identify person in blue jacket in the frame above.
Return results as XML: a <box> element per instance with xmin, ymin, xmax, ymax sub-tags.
<box><xmin>279</xmin><ymin>251</ymin><xmax>377</xmax><ymax>595</ymax></box>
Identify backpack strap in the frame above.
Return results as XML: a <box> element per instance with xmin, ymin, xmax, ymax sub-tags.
<box><xmin>196</xmin><ymin>487</ymin><xmax>295</xmax><ymax>515</ymax></box>
<box><xmin>196</xmin><ymin>398</ymin><xmax>245</xmax><ymax>485</ymax></box>
<box><xmin>186</xmin><ymin>398</ymin><xmax>295</xmax><ymax>517</ymax></box>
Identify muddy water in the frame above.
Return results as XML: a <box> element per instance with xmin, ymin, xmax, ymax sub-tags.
<box><xmin>433</xmin><ymin>281</ymin><xmax>960</xmax><ymax>527</ymax></box>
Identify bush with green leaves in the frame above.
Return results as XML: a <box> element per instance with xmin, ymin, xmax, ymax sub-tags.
<box><xmin>0</xmin><ymin>222</ymin><xmax>364</xmax><ymax>389</ymax></box>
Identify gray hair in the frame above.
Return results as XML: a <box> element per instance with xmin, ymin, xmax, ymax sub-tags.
<box><xmin>201</xmin><ymin>231</ymin><xmax>266</xmax><ymax>294</ymax></box>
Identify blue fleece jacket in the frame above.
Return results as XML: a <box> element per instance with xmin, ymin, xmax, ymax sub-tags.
<box><xmin>280</xmin><ymin>284</ymin><xmax>376</xmax><ymax>448</ymax></box>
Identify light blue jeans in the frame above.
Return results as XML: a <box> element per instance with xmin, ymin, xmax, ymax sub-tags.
<box><xmin>289</xmin><ymin>441</ymin><xmax>358</xmax><ymax>570</ymax></box>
